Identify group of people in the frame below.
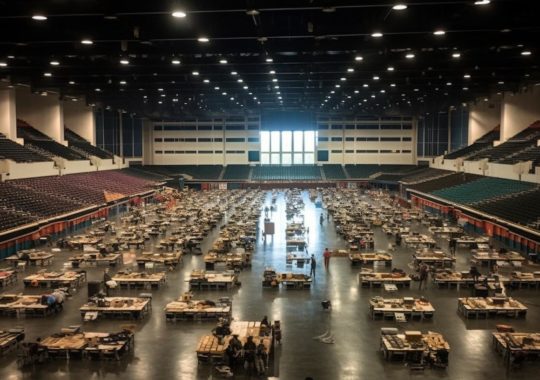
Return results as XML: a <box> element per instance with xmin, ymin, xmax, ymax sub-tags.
<box><xmin>310</xmin><ymin>248</ymin><xmax>332</xmax><ymax>276</ymax></box>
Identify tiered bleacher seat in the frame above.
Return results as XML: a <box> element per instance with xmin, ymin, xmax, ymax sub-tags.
<box><xmin>345</xmin><ymin>164</ymin><xmax>417</xmax><ymax>179</ymax></box>
<box><xmin>121</xmin><ymin>167</ymin><xmax>170</xmax><ymax>181</ymax></box>
<box><xmin>430</xmin><ymin>177</ymin><xmax>537</xmax><ymax>205</ymax></box>
<box><xmin>466</xmin><ymin>122</ymin><xmax>540</xmax><ymax>162</ymax></box>
<box><xmin>17</xmin><ymin>121</ymin><xmax>86</xmax><ymax>160</ymax></box>
<box><xmin>444</xmin><ymin>127</ymin><xmax>499</xmax><ymax>159</ymax></box>
<box><xmin>475</xmin><ymin>189</ymin><xmax>540</xmax><ymax>228</ymax></box>
<box><xmin>148</xmin><ymin>165</ymin><xmax>223</xmax><ymax>179</ymax></box>
<box><xmin>400</xmin><ymin>168</ymin><xmax>451</xmax><ymax>184</ymax></box>
<box><xmin>222</xmin><ymin>165</ymin><xmax>251</xmax><ymax>180</ymax></box>
<box><xmin>252</xmin><ymin>166</ymin><xmax>322</xmax><ymax>181</ymax></box>
<box><xmin>64</xmin><ymin>129</ymin><xmax>114</xmax><ymax>159</ymax></box>
<box><xmin>408</xmin><ymin>173</ymin><xmax>482</xmax><ymax>193</ymax></box>
<box><xmin>0</xmin><ymin>207</ymin><xmax>38</xmax><ymax>231</ymax></box>
<box><xmin>498</xmin><ymin>145</ymin><xmax>540</xmax><ymax>168</ymax></box>
<box><xmin>0</xmin><ymin>134</ymin><xmax>51</xmax><ymax>163</ymax></box>
<box><xmin>322</xmin><ymin>165</ymin><xmax>347</xmax><ymax>180</ymax></box>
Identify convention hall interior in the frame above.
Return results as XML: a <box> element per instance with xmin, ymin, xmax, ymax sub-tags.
<box><xmin>1</xmin><ymin>1</ymin><xmax>540</xmax><ymax>379</ymax></box>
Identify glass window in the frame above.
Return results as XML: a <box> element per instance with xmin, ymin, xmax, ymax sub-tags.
<box><xmin>304</xmin><ymin>153</ymin><xmax>315</xmax><ymax>164</ymax></box>
<box><xmin>293</xmin><ymin>153</ymin><xmax>303</xmax><ymax>164</ymax></box>
<box><xmin>271</xmin><ymin>153</ymin><xmax>280</xmax><ymax>164</ymax></box>
<box><xmin>304</xmin><ymin>131</ymin><xmax>315</xmax><ymax>152</ymax></box>
<box><xmin>271</xmin><ymin>131</ymin><xmax>280</xmax><ymax>153</ymax></box>
<box><xmin>282</xmin><ymin>153</ymin><xmax>292</xmax><ymax>165</ymax></box>
<box><xmin>281</xmin><ymin>131</ymin><xmax>292</xmax><ymax>152</ymax></box>
<box><xmin>261</xmin><ymin>131</ymin><xmax>270</xmax><ymax>152</ymax></box>
<box><xmin>261</xmin><ymin>153</ymin><xmax>270</xmax><ymax>164</ymax></box>
<box><xmin>293</xmin><ymin>131</ymin><xmax>303</xmax><ymax>152</ymax></box>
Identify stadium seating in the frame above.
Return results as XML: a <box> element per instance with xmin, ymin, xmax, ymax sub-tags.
<box><xmin>148</xmin><ymin>165</ymin><xmax>223</xmax><ymax>179</ymax></box>
<box><xmin>222</xmin><ymin>165</ymin><xmax>251</xmax><ymax>180</ymax></box>
<box><xmin>466</xmin><ymin>122</ymin><xmax>540</xmax><ymax>162</ymax></box>
<box><xmin>0</xmin><ymin>134</ymin><xmax>51</xmax><ymax>162</ymax></box>
<box><xmin>64</xmin><ymin>129</ymin><xmax>114</xmax><ymax>159</ymax></box>
<box><xmin>345</xmin><ymin>164</ymin><xmax>417</xmax><ymax>179</ymax></box>
<box><xmin>322</xmin><ymin>165</ymin><xmax>347</xmax><ymax>180</ymax></box>
<box><xmin>408</xmin><ymin>173</ymin><xmax>482</xmax><ymax>193</ymax></box>
<box><xmin>474</xmin><ymin>189</ymin><xmax>540</xmax><ymax>228</ymax></box>
<box><xmin>430</xmin><ymin>177</ymin><xmax>537</xmax><ymax>205</ymax></box>
<box><xmin>498</xmin><ymin>145</ymin><xmax>540</xmax><ymax>168</ymax></box>
<box><xmin>399</xmin><ymin>168</ymin><xmax>451</xmax><ymax>184</ymax></box>
<box><xmin>444</xmin><ymin>127</ymin><xmax>499</xmax><ymax>159</ymax></box>
<box><xmin>252</xmin><ymin>166</ymin><xmax>322</xmax><ymax>181</ymax></box>
<box><xmin>17</xmin><ymin>121</ymin><xmax>86</xmax><ymax>160</ymax></box>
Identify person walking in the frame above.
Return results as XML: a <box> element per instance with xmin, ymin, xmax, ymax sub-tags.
<box><xmin>310</xmin><ymin>255</ymin><xmax>316</xmax><ymax>277</ymax></box>
<box><xmin>319</xmin><ymin>213</ymin><xmax>324</xmax><ymax>225</ymax></box>
<box><xmin>418</xmin><ymin>264</ymin><xmax>429</xmax><ymax>290</ymax></box>
<box><xmin>323</xmin><ymin>248</ymin><xmax>331</xmax><ymax>270</ymax></box>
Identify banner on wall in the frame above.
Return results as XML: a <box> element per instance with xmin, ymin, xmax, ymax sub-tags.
<box><xmin>218</xmin><ymin>183</ymin><xmax>227</xmax><ymax>190</ymax></box>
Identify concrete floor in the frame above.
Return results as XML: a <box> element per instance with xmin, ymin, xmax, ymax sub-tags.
<box><xmin>0</xmin><ymin>190</ymin><xmax>539</xmax><ymax>380</ymax></box>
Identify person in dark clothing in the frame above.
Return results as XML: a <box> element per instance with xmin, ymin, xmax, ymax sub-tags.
<box><xmin>319</xmin><ymin>214</ymin><xmax>324</xmax><ymax>225</ymax></box>
<box><xmin>255</xmin><ymin>341</ymin><xmax>268</xmax><ymax>375</ymax></box>
<box><xmin>227</xmin><ymin>335</ymin><xmax>242</xmax><ymax>368</ymax></box>
<box><xmin>395</xmin><ymin>233</ymin><xmax>402</xmax><ymax>246</ymax></box>
<box><xmin>470</xmin><ymin>266</ymin><xmax>481</xmax><ymax>283</ymax></box>
<box><xmin>243</xmin><ymin>336</ymin><xmax>257</xmax><ymax>371</ymax></box>
<box><xmin>103</xmin><ymin>269</ymin><xmax>112</xmax><ymax>296</ymax></box>
<box><xmin>418</xmin><ymin>264</ymin><xmax>429</xmax><ymax>290</ymax></box>
<box><xmin>449</xmin><ymin>238</ymin><xmax>457</xmax><ymax>255</ymax></box>
<box><xmin>310</xmin><ymin>255</ymin><xmax>316</xmax><ymax>276</ymax></box>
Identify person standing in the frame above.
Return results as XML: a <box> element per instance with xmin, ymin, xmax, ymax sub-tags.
<box><xmin>323</xmin><ymin>248</ymin><xmax>331</xmax><ymax>270</ymax></box>
<box><xmin>418</xmin><ymin>264</ymin><xmax>429</xmax><ymax>290</ymax></box>
<box><xmin>310</xmin><ymin>255</ymin><xmax>316</xmax><ymax>277</ymax></box>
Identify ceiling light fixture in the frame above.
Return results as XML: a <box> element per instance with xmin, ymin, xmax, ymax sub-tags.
<box><xmin>474</xmin><ymin>0</ymin><xmax>490</xmax><ymax>5</ymax></box>
<box><xmin>521</xmin><ymin>50</ymin><xmax>532</xmax><ymax>56</ymax></box>
<box><xmin>231</xmin><ymin>71</ymin><xmax>238</xmax><ymax>75</ymax></box>
<box><xmin>171</xmin><ymin>59</ymin><xmax>181</xmax><ymax>65</ymax></box>
<box><xmin>192</xmin><ymin>71</ymin><xmax>199</xmax><ymax>76</ymax></box>
<box><xmin>198</xmin><ymin>37</ymin><xmax>210</xmax><ymax>43</ymax></box>
<box><xmin>347</xmin><ymin>68</ymin><xmax>354</xmax><ymax>72</ymax></box>
<box><xmin>433</xmin><ymin>30</ymin><xmax>446</xmax><ymax>36</ymax></box>
<box><xmin>266</xmin><ymin>58</ymin><xmax>273</xmax><ymax>63</ymax></box>
<box><xmin>68</xmin><ymin>81</ymin><xmax>75</xmax><ymax>84</ymax></box>
<box><xmin>340</xmin><ymin>77</ymin><xmax>346</xmax><ymax>81</ymax></box>
<box><xmin>237</xmin><ymin>79</ymin><xmax>243</xmax><ymax>83</ymax></box>
<box><xmin>120</xmin><ymin>59</ymin><xmax>129</xmax><ymax>65</ymax></box>
<box><xmin>355</xmin><ymin>55</ymin><xmax>363</xmax><ymax>61</ymax></box>
<box><xmin>171</xmin><ymin>11</ymin><xmax>187</xmax><ymax>18</ymax></box>
<box><xmin>405</xmin><ymin>53</ymin><xmax>415</xmax><ymax>59</ymax></box>
<box><xmin>452</xmin><ymin>52</ymin><xmax>461</xmax><ymax>58</ymax></box>
<box><xmin>32</xmin><ymin>14</ymin><xmax>47</xmax><ymax>21</ymax></box>
<box><xmin>463</xmin><ymin>74</ymin><xmax>471</xmax><ymax>78</ymax></box>
<box><xmin>373</xmin><ymin>76</ymin><xmax>380</xmax><ymax>80</ymax></box>
<box><xmin>219</xmin><ymin>59</ymin><xmax>228</xmax><ymax>64</ymax></box>
<box><xmin>43</xmin><ymin>72</ymin><xmax>52</xmax><ymax>77</ymax></box>
<box><xmin>0</xmin><ymin>62</ymin><xmax>8</xmax><ymax>67</ymax></box>
<box><xmin>119</xmin><ymin>80</ymin><xmax>127</xmax><ymax>85</ymax></box>
<box><xmin>387</xmin><ymin>66</ymin><xmax>394</xmax><ymax>71</ymax></box>
<box><xmin>203</xmin><ymin>79</ymin><xmax>210</xmax><ymax>83</ymax></box>
<box><xmin>81</xmin><ymin>39</ymin><xmax>93</xmax><ymax>45</ymax></box>
<box><xmin>269</xmin><ymin>70</ymin><xmax>276</xmax><ymax>74</ymax></box>
<box><xmin>50</xmin><ymin>60</ymin><xmax>60</xmax><ymax>66</ymax></box>
<box><xmin>95</xmin><ymin>88</ymin><xmax>101</xmax><ymax>92</ymax></box>
<box><xmin>371</xmin><ymin>32</ymin><xmax>383</xmax><ymax>38</ymax></box>
<box><xmin>392</xmin><ymin>4</ymin><xmax>408</xmax><ymax>10</ymax></box>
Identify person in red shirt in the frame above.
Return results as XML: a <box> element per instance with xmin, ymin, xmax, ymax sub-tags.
<box><xmin>323</xmin><ymin>248</ymin><xmax>331</xmax><ymax>269</ymax></box>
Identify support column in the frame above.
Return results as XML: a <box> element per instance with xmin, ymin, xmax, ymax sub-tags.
<box><xmin>0</xmin><ymin>85</ymin><xmax>17</xmax><ymax>139</ymax></box>
<box><xmin>468</xmin><ymin>96</ymin><xmax>501</xmax><ymax>144</ymax></box>
<box><xmin>501</xmin><ymin>85</ymin><xmax>540</xmax><ymax>141</ymax></box>
<box><xmin>63</xmin><ymin>99</ymin><xmax>95</xmax><ymax>144</ymax></box>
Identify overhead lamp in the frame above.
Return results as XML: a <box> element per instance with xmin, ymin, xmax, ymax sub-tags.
<box><xmin>68</xmin><ymin>81</ymin><xmax>75</xmax><ymax>84</ymax></box>
<box><xmin>222</xmin><ymin>92</ymin><xmax>227</xmax><ymax>95</ymax></box>
<box><xmin>198</xmin><ymin>37</ymin><xmax>210</xmax><ymax>43</ymax></box>
<box><xmin>347</xmin><ymin>68</ymin><xmax>354</xmax><ymax>72</ymax></box>
<box><xmin>272</xmin><ymin>78</ymin><xmax>278</xmax><ymax>82</ymax></box>
<box><xmin>243</xmin><ymin>86</ymin><xmax>248</xmax><ymax>89</ymax></box>
<box><xmin>392</xmin><ymin>4</ymin><xmax>408</xmax><ymax>10</ymax></box>
<box><xmin>246</xmin><ymin>9</ymin><xmax>260</xmax><ymax>16</ymax></box>
<box><xmin>237</xmin><ymin>79</ymin><xmax>243</xmax><ymax>83</ymax></box>
<box><xmin>32</xmin><ymin>14</ymin><xmax>47</xmax><ymax>21</ymax></box>
<box><xmin>405</xmin><ymin>53</ymin><xmax>415</xmax><ymax>59</ymax></box>
<box><xmin>214</xmin><ymin>86</ymin><xmax>220</xmax><ymax>90</ymax></box>
<box><xmin>373</xmin><ymin>76</ymin><xmax>380</xmax><ymax>80</ymax></box>
<box><xmin>50</xmin><ymin>60</ymin><xmax>60</xmax><ymax>66</ymax></box>
<box><xmin>463</xmin><ymin>74</ymin><xmax>471</xmax><ymax>78</ymax></box>
<box><xmin>120</xmin><ymin>59</ymin><xmax>130</xmax><ymax>65</ymax></box>
<box><xmin>269</xmin><ymin>70</ymin><xmax>276</xmax><ymax>74</ymax></box>
<box><xmin>171</xmin><ymin>59</ymin><xmax>181</xmax><ymax>65</ymax></box>
<box><xmin>219</xmin><ymin>59</ymin><xmax>228</xmax><ymax>64</ymax></box>
<box><xmin>192</xmin><ymin>71</ymin><xmax>199</xmax><ymax>76</ymax></box>
<box><xmin>119</xmin><ymin>80</ymin><xmax>127</xmax><ymax>85</ymax></box>
<box><xmin>340</xmin><ymin>77</ymin><xmax>346</xmax><ymax>81</ymax></box>
<box><xmin>95</xmin><ymin>88</ymin><xmax>101</xmax><ymax>92</ymax></box>
<box><xmin>203</xmin><ymin>79</ymin><xmax>210</xmax><ymax>83</ymax></box>
<box><xmin>387</xmin><ymin>66</ymin><xmax>394</xmax><ymax>71</ymax></box>
<box><xmin>354</xmin><ymin>90</ymin><xmax>359</xmax><ymax>93</ymax></box>
<box><xmin>0</xmin><ymin>62</ymin><xmax>8</xmax><ymax>67</ymax></box>
<box><xmin>266</xmin><ymin>58</ymin><xmax>273</xmax><ymax>63</ymax></box>
<box><xmin>371</xmin><ymin>32</ymin><xmax>383</xmax><ymax>38</ymax></box>
<box><xmin>433</xmin><ymin>30</ymin><xmax>446</xmax><ymax>36</ymax></box>
<box><xmin>274</xmin><ymin>85</ymin><xmax>279</xmax><ymax>89</ymax></box>
<box><xmin>498</xmin><ymin>81</ymin><xmax>505</xmax><ymax>84</ymax></box>
<box><xmin>231</xmin><ymin>71</ymin><xmax>238</xmax><ymax>75</ymax></box>
<box><xmin>474</xmin><ymin>0</ymin><xmax>490</xmax><ymax>5</ymax></box>
<box><xmin>452</xmin><ymin>52</ymin><xmax>461</xmax><ymax>58</ymax></box>
<box><xmin>446</xmin><ymin>82</ymin><xmax>452</xmax><ymax>86</ymax></box>
<box><xmin>335</xmin><ymin>84</ymin><xmax>340</xmax><ymax>88</ymax></box>
<box><xmin>171</xmin><ymin>11</ymin><xmax>187</xmax><ymax>18</ymax></box>
<box><xmin>521</xmin><ymin>50</ymin><xmax>532</xmax><ymax>56</ymax></box>
<box><xmin>390</xmin><ymin>83</ymin><xmax>396</xmax><ymax>87</ymax></box>
<box><xmin>355</xmin><ymin>56</ymin><xmax>363</xmax><ymax>61</ymax></box>
<box><xmin>157</xmin><ymin>88</ymin><xmax>164</xmax><ymax>91</ymax></box>
<box><xmin>43</xmin><ymin>72</ymin><xmax>52</xmax><ymax>77</ymax></box>
<box><xmin>81</xmin><ymin>39</ymin><xmax>93</xmax><ymax>45</ymax></box>
<box><xmin>363</xmin><ymin>84</ymin><xmax>369</xmax><ymax>88</ymax></box>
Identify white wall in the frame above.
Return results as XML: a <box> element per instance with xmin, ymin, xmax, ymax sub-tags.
<box><xmin>501</xmin><ymin>85</ymin><xmax>540</xmax><ymax>141</ymax></box>
<box><xmin>15</xmin><ymin>87</ymin><xmax>64</xmax><ymax>142</ymax></box>
<box><xmin>0</xmin><ymin>86</ymin><xmax>17</xmax><ymax>139</ymax></box>
<box><xmin>468</xmin><ymin>96</ymin><xmax>501</xmax><ymax>143</ymax></box>
<box><xmin>63</xmin><ymin>100</ymin><xmax>95</xmax><ymax>144</ymax></box>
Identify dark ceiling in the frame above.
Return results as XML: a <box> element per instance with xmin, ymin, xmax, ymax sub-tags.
<box><xmin>0</xmin><ymin>0</ymin><xmax>539</xmax><ymax>118</ymax></box>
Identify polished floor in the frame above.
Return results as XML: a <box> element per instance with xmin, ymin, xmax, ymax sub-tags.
<box><xmin>0</xmin><ymin>190</ymin><xmax>539</xmax><ymax>380</ymax></box>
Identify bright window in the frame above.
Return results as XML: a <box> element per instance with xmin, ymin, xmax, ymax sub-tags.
<box><xmin>260</xmin><ymin>130</ymin><xmax>317</xmax><ymax>165</ymax></box>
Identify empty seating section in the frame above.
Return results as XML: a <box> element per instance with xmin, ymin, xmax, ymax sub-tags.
<box><xmin>475</xmin><ymin>189</ymin><xmax>540</xmax><ymax>227</ymax></box>
<box><xmin>400</xmin><ymin>168</ymin><xmax>451</xmax><ymax>184</ymax></box>
<box><xmin>17</xmin><ymin>122</ymin><xmax>86</xmax><ymax>160</ymax></box>
<box><xmin>322</xmin><ymin>165</ymin><xmax>347</xmax><ymax>179</ymax></box>
<box><xmin>408</xmin><ymin>173</ymin><xmax>482</xmax><ymax>193</ymax></box>
<box><xmin>467</xmin><ymin>123</ymin><xmax>540</xmax><ymax>162</ymax></box>
<box><xmin>345</xmin><ymin>165</ymin><xmax>417</xmax><ymax>179</ymax></box>
<box><xmin>498</xmin><ymin>146</ymin><xmax>540</xmax><ymax>167</ymax></box>
<box><xmin>252</xmin><ymin>166</ymin><xmax>322</xmax><ymax>181</ymax></box>
<box><xmin>222</xmin><ymin>165</ymin><xmax>251</xmax><ymax>180</ymax></box>
<box><xmin>64</xmin><ymin>129</ymin><xmax>114</xmax><ymax>159</ymax></box>
<box><xmin>0</xmin><ymin>135</ymin><xmax>51</xmax><ymax>162</ymax></box>
<box><xmin>121</xmin><ymin>168</ymin><xmax>170</xmax><ymax>181</ymax></box>
<box><xmin>444</xmin><ymin>128</ymin><xmax>499</xmax><ymax>159</ymax></box>
<box><xmin>0</xmin><ymin>170</ymin><xmax>158</xmax><ymax>232</ymax></box>
<box><xmin>149</xmin><ymin>165</ymin><xmax>223</xmax><ymax>179</ymax></box>
<box><xmin>430</xmin><ymin>177</ymin><xmax>537</xmax><ymax>205</ymax></box>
